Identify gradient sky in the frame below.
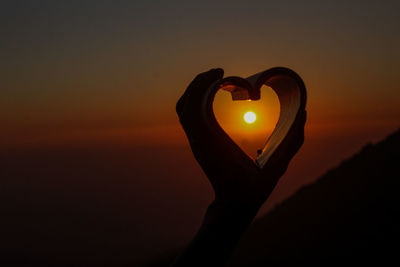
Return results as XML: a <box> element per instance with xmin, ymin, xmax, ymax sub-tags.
<box><xmin>1</xmin><ymin>0</ymin><xmax>399</xmax><ymax>147</ymax></box>
<box><xmin>1</xmin><ymin>1</ymin><xmax>399</xmax><ymax>263</ymax></box>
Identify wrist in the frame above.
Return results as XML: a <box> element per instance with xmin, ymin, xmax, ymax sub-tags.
<box><xmin>172</xmin><ymin>200</ymin><xmax>261</xmax><ymax>266</ymax></box>
<box><xmin>203</xmin><ymin>200</ymin><xmax>261</xmax><ymax>229</ymax></box>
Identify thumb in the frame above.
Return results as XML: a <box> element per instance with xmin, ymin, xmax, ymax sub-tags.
<box><xmin>177</xmin><ymin>68</ymin><xmax>224</xmax><ymax>115</ymax></box>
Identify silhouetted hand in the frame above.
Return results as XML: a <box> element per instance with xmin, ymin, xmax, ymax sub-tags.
<box><xmin>176</xmin><ymin>68</ymin><xmax>306</xmax><ymax>208</ymax></box>
<box><xmin>173</xmin><ymin>68</ymin><xmax>306</xmax><ymax>266</ymax></box>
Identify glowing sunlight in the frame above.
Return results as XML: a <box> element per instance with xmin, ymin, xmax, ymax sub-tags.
<box><xmin>213</xmin><ymin>85</ymin><xmax>280</xmax><ymax>157</ymax></box>
<box><xmin>244</xmin><ymin>111</ymin><xmax>256</xmax><ymax>124</ymax></box>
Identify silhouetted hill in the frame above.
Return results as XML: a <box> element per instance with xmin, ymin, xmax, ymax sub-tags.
<box><xmin>151</xmin><ymin>128</ymin><xmax>400</xmax><ymax>266</ymax></box>
<box><xmin>227</xmin><ymin>128</ymin><xmax>400</xmax><ymax>266</ymax></box>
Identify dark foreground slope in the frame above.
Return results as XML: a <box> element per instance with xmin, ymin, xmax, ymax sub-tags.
<box><xmin>151</xmin><ymin>128</ymin><xmax>400</xmax><ymax>266</ymax></box>
<box><xmin>226</xmin><ymin>128</ymin><xmax>400</xmax><ymax>266</ymax></box>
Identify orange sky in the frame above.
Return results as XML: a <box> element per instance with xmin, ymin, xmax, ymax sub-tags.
<box><xmin>1</xmin><ymin>2</ymin><xmax>400</xmax><ymax>263</ymax></box>
<box><xmin>0</xmin><ymin>0</ymin><xmax>399</xmax><ymax>215</ymax></box>
<box><xmin>1</xmin><ymin>1</ymin><xmax>399</xmax><ymax>150</ymax></box>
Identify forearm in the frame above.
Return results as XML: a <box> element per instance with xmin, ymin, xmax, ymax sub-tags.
<box><xmin>171</xmin><ymin>200</ymin><xmax>260</xmax><ymax>266</ymax></box>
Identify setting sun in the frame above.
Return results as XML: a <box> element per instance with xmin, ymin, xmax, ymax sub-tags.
<box><xmin>244</xmin><ymin>111</ymin><xmax>256</xmax><ymax>124</ymax></box>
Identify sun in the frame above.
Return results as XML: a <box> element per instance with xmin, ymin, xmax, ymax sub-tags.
<box><xmin>244</xmin><ymin>111</ymin><xmax>256</xmax><ymax>124</ymax></box>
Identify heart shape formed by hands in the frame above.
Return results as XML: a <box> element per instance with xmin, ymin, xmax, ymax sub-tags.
<box><xmin>201</xmin><ymin>67</ymin><xmax>307</xmax><ymax>169</ymax></box>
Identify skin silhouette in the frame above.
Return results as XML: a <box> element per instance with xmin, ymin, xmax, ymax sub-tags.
<box><xmin>173</xmin><ymin>68</ymin><xmax>306</xmax><ymax>266</ymax></box>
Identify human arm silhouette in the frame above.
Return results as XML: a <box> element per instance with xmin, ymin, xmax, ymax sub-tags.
<box><xmin>172</xmin><ymin>68</ymin><xmax>306</xmax><ymax>266</ymax></box>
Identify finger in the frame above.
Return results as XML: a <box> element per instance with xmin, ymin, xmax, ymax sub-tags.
<box><xmin>176</xmin><ymin>94</ymin><xmax>186</xmax><ymax>116</ymax></box>
<box><xmin>178</xmin><ymin>68</ymin><xmax>224</xmax><ymax>130</ymax></box>
<box><xmin>279</xmin><ymin>110</ymin><xmax>307</xmax><ymax>160</ymax></box>
<box><xmin>261</xmin><ymin>110</ymin><xmax>306</xmax><ymax>177</ymax></box>
<box><xmin>176</xmin><ymin>68</ymin><xmax>224</xmax><ymax>118</ymax></box>
<box><xmin>184</xmin><ymin>68</ymin><xmax>223</xmax><ymax>109</ymax></box>
<box><xmin>176</xmin><ymin>70</ymin><xmax>213</xmax><ymax>116</ymax></box>
<box><xmin>186</xmin><ymin>68</ymin><xmax>224</xmax><ymax>100</ymax></box>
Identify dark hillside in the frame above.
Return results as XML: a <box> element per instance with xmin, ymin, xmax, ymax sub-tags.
<box><xmin>150</xmin><ymin>128</ymin><xmax>400</xmax><ymax>266</ymax></box>
<box><xmin>227</xmin><ymin>128</ymin><xmax>400</xmax><ymax>266</ymax></box>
